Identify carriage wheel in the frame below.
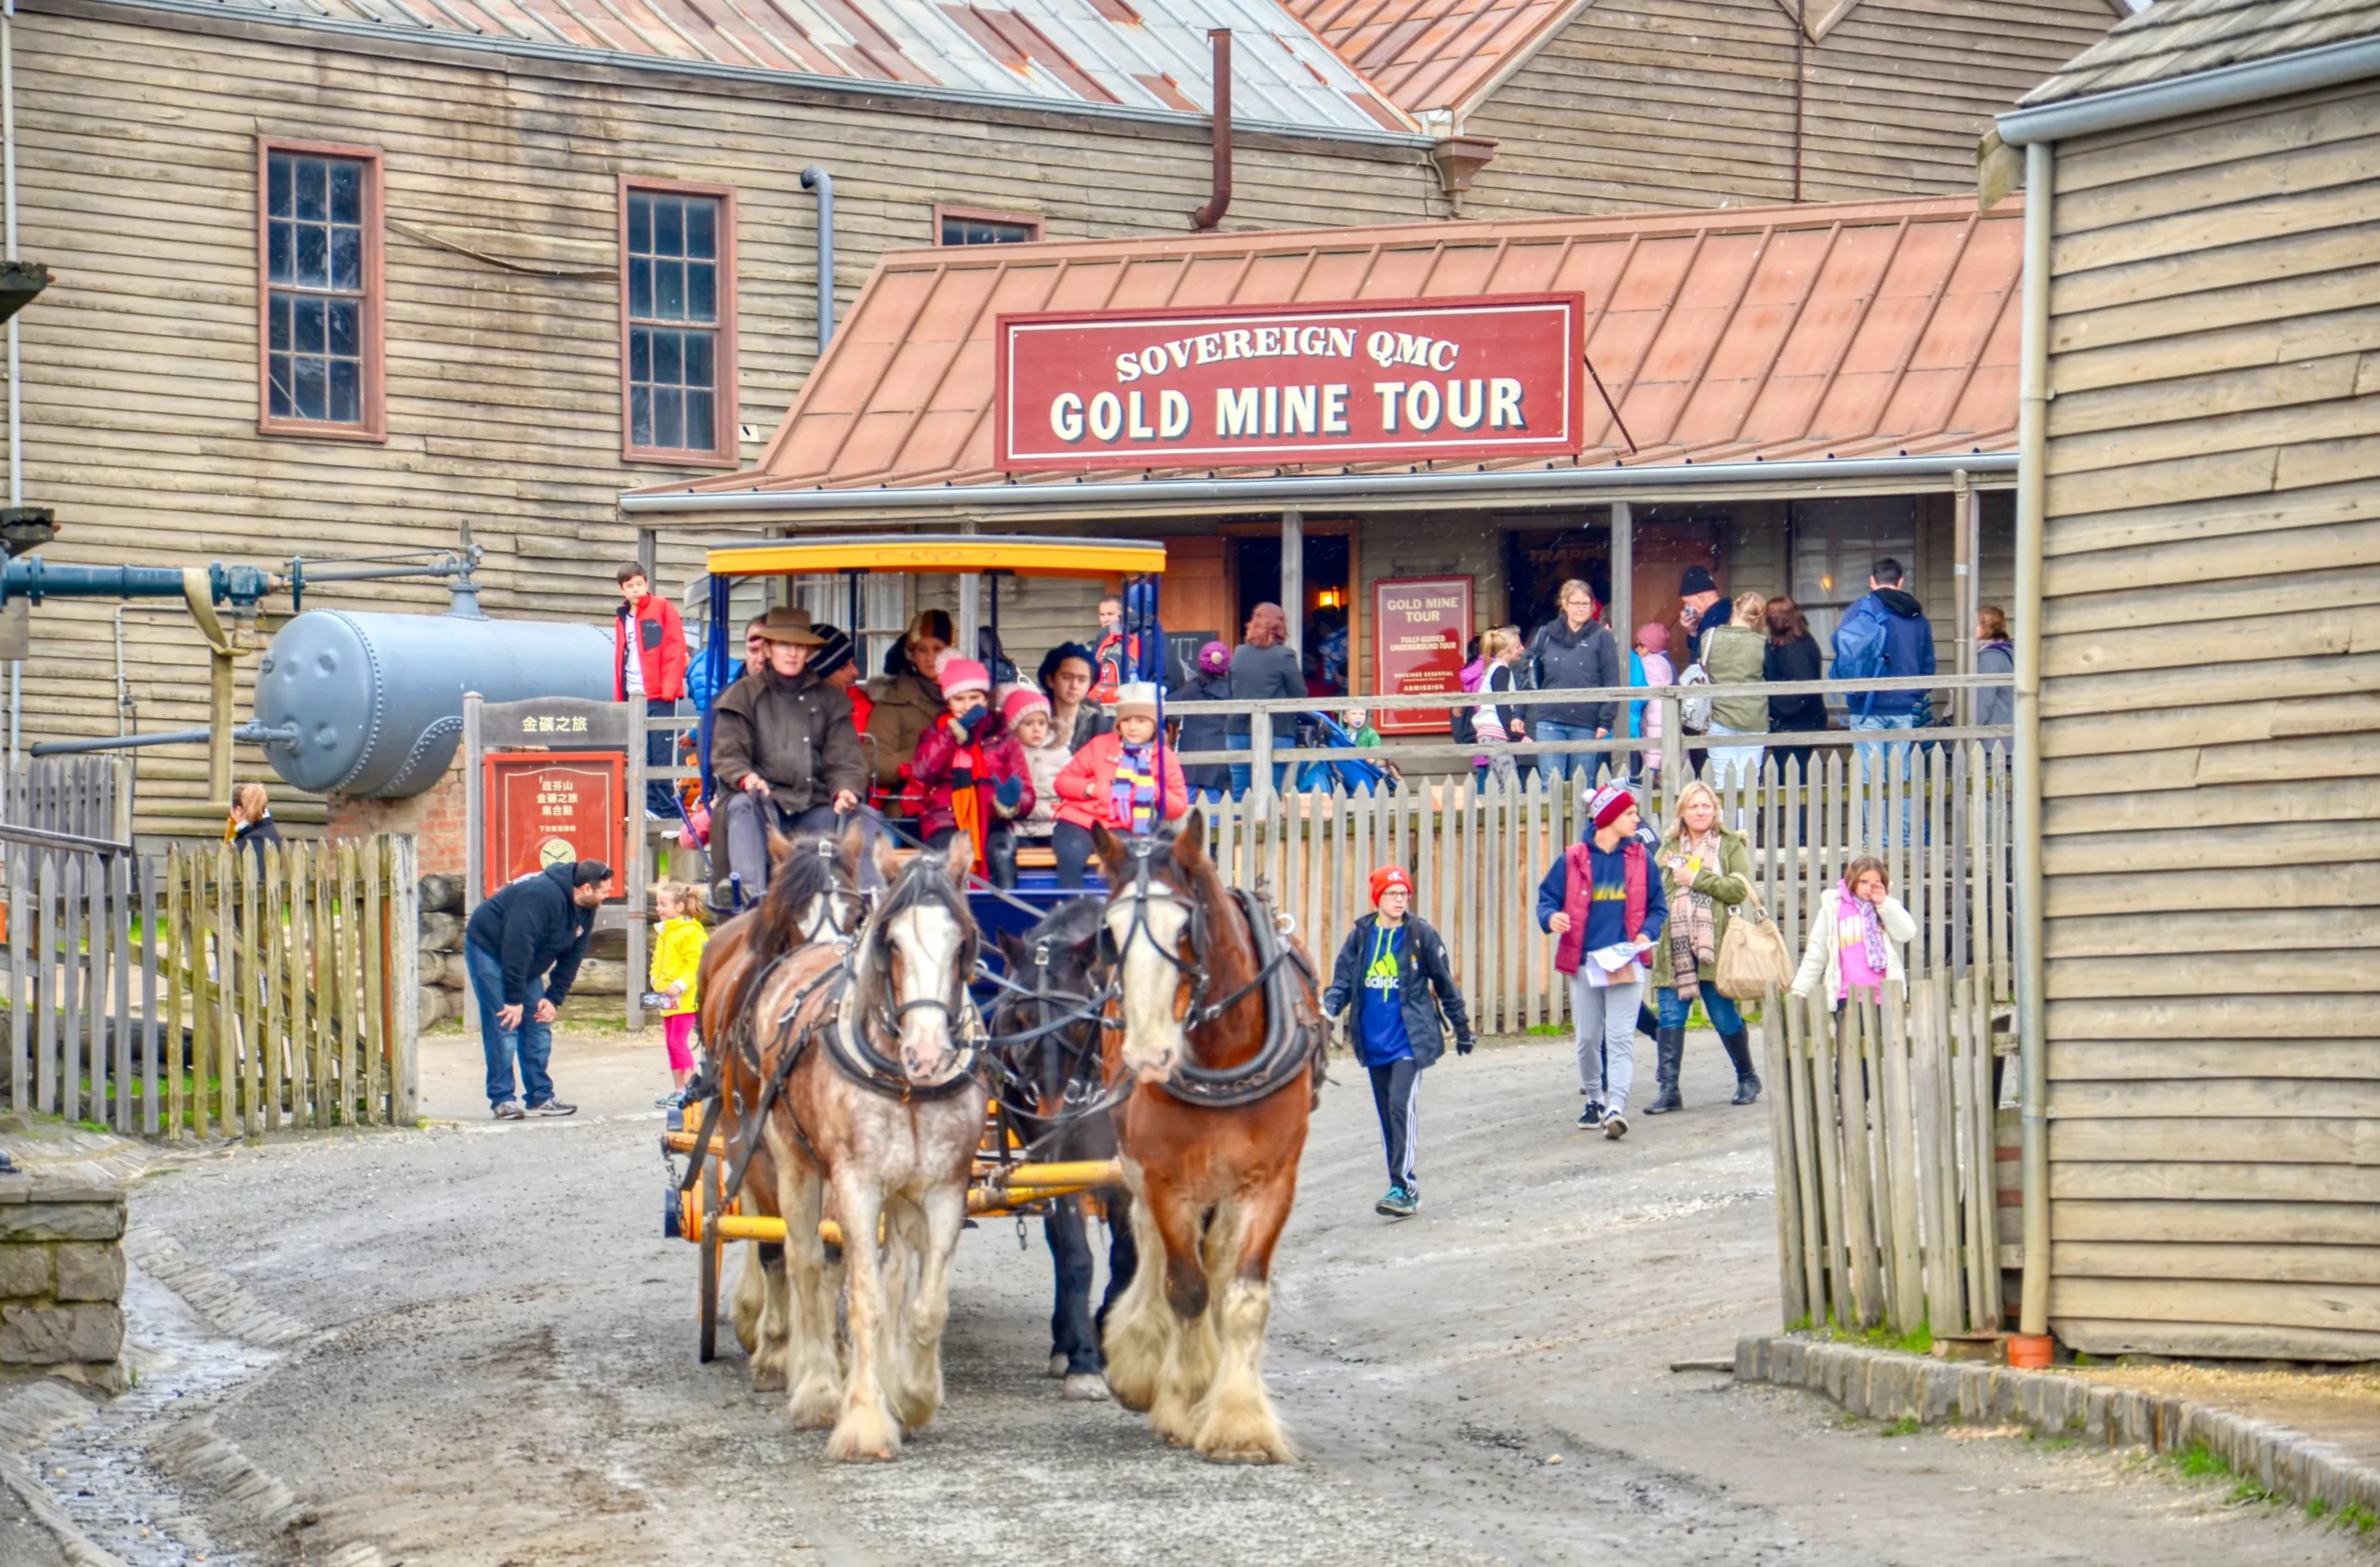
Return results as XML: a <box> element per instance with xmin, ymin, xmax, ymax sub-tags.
<box><xmin>698</xmin><ymin>1180</ymin><xmax>721</xmax><ymax>1363</ymax></box>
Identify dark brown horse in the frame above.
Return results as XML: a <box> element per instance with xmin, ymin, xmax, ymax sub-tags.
<box><xmin>1092</xmin><ymin>814</ymin><xmax>1321</xmax><ymax>1463</ymax></box>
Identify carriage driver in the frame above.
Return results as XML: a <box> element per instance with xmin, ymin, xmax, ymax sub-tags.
<box><xmin>709</xmin><ymin>606</ymin><xmax>869</xmax><ymax>906</ymax></box>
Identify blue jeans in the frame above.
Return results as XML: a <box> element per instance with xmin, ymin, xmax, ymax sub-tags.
<box><xmin>1536</xmin><ymin>719</ymin><xmax>1602</xmax><ymax>781</ymax></box>
<box><xmin>468</xmin><ymin>940</ymin><xmax>553</xmax><ymax>1109</ymax></box>
<box><xmin>1852</xmin><ymin>711</ymin><xmax>1920</xmax><ymax>849</ymax></box>
<box><xmin>643</xmin><ymin>697</ymin><xmax>680</xmax><ymax>817</ymax></box>
<box><xmin>1657</xmin><ymin>984</ymin><xmax>1744</xmax><ymax>1036</ymax></box>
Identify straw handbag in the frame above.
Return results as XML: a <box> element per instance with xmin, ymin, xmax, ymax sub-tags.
<box><xmin>1715</xmin><ymin>890</ymin><xmax>1794</xmax><ymax>1000</ymax></box>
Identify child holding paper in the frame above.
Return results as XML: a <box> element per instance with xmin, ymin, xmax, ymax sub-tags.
<box><xmin>1537</xmin><ymin>782</ymin><xmax>1668</xmax><ymax>1140</ymax></box>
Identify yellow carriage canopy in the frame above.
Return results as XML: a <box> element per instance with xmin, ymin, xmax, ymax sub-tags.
<box><xmin>704</xmin><ymin>534</ymin><xmax>1166</xmax><ymax>580</ymax></box>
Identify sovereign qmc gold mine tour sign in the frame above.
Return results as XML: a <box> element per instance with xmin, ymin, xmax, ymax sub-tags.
<box><xmin>994</xmin><ymin>296</ymin><xmax>1585</xmax><ymax>472</ymax></box>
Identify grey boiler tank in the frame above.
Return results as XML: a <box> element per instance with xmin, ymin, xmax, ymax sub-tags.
<box><xmin>255</xmin><ymin>606</ymin><xmax>615</xmax><ymax>798</ymax></box>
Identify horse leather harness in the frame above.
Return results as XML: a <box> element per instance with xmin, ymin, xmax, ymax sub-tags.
<box><xmin>1108</xmin><ymin>839</ymin><xmax>1325</xmax><ymax>1110</ymax></box>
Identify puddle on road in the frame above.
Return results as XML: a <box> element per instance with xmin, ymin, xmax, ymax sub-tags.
<box><xmin>34</xmin><ymin>1264</ymin><xmax>281</xmax><ymax>1566</ymax></box>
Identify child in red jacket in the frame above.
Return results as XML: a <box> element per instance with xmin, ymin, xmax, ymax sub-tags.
<box><xmin>1051</xmin><ymin>683</ymin><xmax>1187</xmax><ymax>889</ymax></box>
<box><xmin>906</xmin><ymin>657</ymin><xmax>1032</xmax><ymax>888</ymax></box>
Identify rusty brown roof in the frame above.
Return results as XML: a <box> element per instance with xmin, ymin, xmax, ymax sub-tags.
<box><xmin>641</xmin><ymin>193</ymin><xmax>2021</xmax><ymax>503</ymax></box>
<box><xmin>1281</xmin><ymin>0</ymin><xmax>1581</xmax><ymax>114</ymax></box>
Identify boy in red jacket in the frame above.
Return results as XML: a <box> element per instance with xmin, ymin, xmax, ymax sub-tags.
<box><xmin>615</xmin><ymin>564</ymin><xmax>688</xmax><ymax>820</ymax></box>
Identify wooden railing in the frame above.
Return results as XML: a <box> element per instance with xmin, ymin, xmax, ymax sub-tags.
<box><xmin>1765</xmin><ymin>981</ymin><xmax>2004</xmax><ymax>1340</ymax></box>
<box><xmin>0</xmin><ymin>828</ymin><xmax>418</xmax><ymax>1137</ymax></box>
<box><xmin>1192</xmin><ymin>739</ymin><xmax>2013</xmax><ymax>1037</ymax></box>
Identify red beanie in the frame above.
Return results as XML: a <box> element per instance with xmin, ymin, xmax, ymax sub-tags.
<box><xmin>1368</xmin><ymin>865</ymin><xmax>1413</xmax><ymax>905</ymax></box>
<box><xmin>1589</xmin><ymin>782</ymin><xmax>1636</xmax><ymax>830</ymax></box>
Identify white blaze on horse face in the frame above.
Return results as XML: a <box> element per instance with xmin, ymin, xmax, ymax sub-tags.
<box><xmin>1108</xmin><ymin>890</ymin><xmax>1190</xmax><ymax>1083</ymax></box>
<box><xmin>888</xmin><ymin>904</ymin><xmax>966</xmax><ymax>1084</ymax></box>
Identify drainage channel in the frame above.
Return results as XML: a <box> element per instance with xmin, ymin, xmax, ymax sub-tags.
<box><xmin>34</xmin><ymin>1262</ymin><xmax>282</xmax><ymax>1566</ymax></box>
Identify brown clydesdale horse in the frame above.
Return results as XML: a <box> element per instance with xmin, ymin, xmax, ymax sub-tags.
<box><xmin>1092</xmin><ymin>813</ymin><xmax>1323</xmax><ymax>1463</ymax></box>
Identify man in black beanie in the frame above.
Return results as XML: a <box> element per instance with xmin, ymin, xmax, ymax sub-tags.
<box><xmin>464</xmin><ymin>858</ymin><xmax>612</xmax><ymax>1120</ymax></box>
<box><xmin>1677</xmin><ymin>565</ymin><xmax>1727</xmax><ymax>665</ymax></box>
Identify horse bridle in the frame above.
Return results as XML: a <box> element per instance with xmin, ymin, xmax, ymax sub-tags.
<box><xmin>1105</xmin><ymin>836</ymin><xmax>1294</xmax><ymax>1032</ymax></box>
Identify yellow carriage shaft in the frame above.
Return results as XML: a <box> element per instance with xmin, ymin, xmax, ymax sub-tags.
<box><xmin>676</xmin><ymin>1161</ymin><xmax>1121</xmax><ymax>1245</ymax></box>
<box><xmin>704</xmin><ymin>534</ymin><xmax>1166</xmax><ymax>581</ymax></box>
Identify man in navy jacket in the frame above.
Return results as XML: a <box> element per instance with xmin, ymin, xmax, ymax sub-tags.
<box><xmin>465</xmin><ymin>859</ymin><xmax>610</xmax><ymax>1120</ymax></box>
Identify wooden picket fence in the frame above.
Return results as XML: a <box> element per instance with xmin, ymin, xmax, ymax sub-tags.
<box><xmin>1197</xmin><ymin>737</ymin><xmax>2014</xmax><ymax>1035</ymax></box>
<box><xmin>1764</xmin><ymin>979</ymin><xmax>2003</xmax><ymax>1339</ymax></box>
<box><xmin>0</xmin><ymin>826</ymin><xmax>418</xmax><ymax>1137</ymax></box>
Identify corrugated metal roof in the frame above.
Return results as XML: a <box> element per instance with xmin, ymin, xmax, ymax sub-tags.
<box><xmin>1281</xmin><ymin>0</ymin><xmax>1580</xmax><ymax>114</ymax></box>
<box><xmin>120</xmin><ymin>0</ymin><xmax>1412</xmax><ymax>135</ymax></box>
<box><xmin>2022</xmin><ymin>0</ymin><xmax>2380</xmax><ymax>103</ymax></box>
<box><xmin>638</xmin><ymin>193</ymin><xmax>2022</xmax><ymax>501</ymax></box>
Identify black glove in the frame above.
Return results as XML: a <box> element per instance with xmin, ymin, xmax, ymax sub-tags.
<box><xmin>992</xmin><ymin>775</ymin><xmax>1025</xmax><ymax>815</ymax></box>
<box><xmin>1456</xmin><ymin>1033</ymin><xmax>1475</xmax><ymax>1056</ymax></box>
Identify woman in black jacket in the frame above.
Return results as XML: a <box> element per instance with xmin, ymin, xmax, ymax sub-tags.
<box><xmin>1764</xmin><ymin>595</ymin><xmax>1827</xmax><ymax>783</ymax></box>
<box><xmin>227</xmin><ymin>782</ymin><xmax>283</xmax><ymax>877</ymax></box>
<box><xmin>1172</xmin><ymin>640</ymin><xmax>1236</xmax><ymax>800</ymax></box>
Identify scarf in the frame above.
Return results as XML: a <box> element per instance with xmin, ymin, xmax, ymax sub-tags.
<box><xmin>1110</xmin><ymin>742</ymin><xmax>1160</xmax><ymax>834</ymax></box>
<box><xmin>1666</xmin><ymin>830</ymin><xmax>1723</xmax><ymax>1001</ymax></box>
<box><xmin>1839</xmin><ymin>880</ymin><xmax>1890</xmax><ymax>973</ymax></box>
<box><xmin>948</xmin><ymin>729</ymin><xmax>987</xmax><ymax>874</ymax></box>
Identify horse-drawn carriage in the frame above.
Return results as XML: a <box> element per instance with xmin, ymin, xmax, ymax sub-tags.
<box><xmin>656</xmin><ymin>534</ymin><xmax>1327</xmax><ymax>1463</ymax></box>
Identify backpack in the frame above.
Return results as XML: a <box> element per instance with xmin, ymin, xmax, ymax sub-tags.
<box><xmin>1449</xmin><ymin>700</ymin><xmax>1477</xmax><ymax>747</ymax></box>
<box><xmin>1831</xmin><ymin>599</ymin><xmax>1889</xmax><ymax>684</ymax></box>
<box><xmin>1675</xmin><ymin>662</ymin><xmax>1713</xmax><ymax>734</ymax></box>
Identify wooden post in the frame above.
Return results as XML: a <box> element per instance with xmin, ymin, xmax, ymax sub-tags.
<box><xmin>1279</xmin><ymin>509</ymin><xmax>1303</xmax><ymax>658</ymax></box>
<box><xmin>1609</xmin><ymin>499</ymin><xmax>1633</xmax><ymax>706</ymax></box>
<box><xmin>1763</xmin><ymin>984</ymin><xmax>1808</xmax><ymax>1327</ymax></box>
<box><xmin>139</xmin><ymin>852</ymin><xmax>158</xmax><ymax>1136</ymax></box>
<box><xmin>1952</xmin><ymin>468</ymin><xmax>1975</xmax><ymax>728</ymax></box>
<box><xmin>626</xmin><ymin>703</ymin><xmax>648</xmax><ymax>1034</ymax></box>
<box><xmin>390</xmin><ymin>834</ymin><xmax>419</xmax><ymax>1126</ymax></box>
<box><xmin>362</xmin><ymin>837</ymin><xmax>386</xmax><ymax>1125</ymax></box>
<box><xmin>461</xmin><ymin>692</ymin><xmax>484</xmax><ymax>916</ymax></box>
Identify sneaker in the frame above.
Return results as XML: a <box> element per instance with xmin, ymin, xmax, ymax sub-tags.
<box><xmin>1375</xmin><ymin>1186</ymin><xmax>1418</xmax><ymax>1217</ymax></box>
<box><xmin>1577</xmin><ymin>1100</ymin><xmax>1605</xmax><ymax>1129</ymax></box>
<box><xmin>1602</xmin><ymin>1110</ymin><xmax>1630</xmax><ymax>1141</ymax></box>
<box><xmin>654</xmin><ymin>1090</ymin><xmax>685</xmax><ymax>1110</ymax></box>
<box><xmin>525</xmin><ymin>1099</ymin><xmax>577</xmax><ymax>1118</ymax></box>
<box><xmin>492</xmin><ymin>1100</ymin><xmax>524</xmax><ymax>1121</ymax></box>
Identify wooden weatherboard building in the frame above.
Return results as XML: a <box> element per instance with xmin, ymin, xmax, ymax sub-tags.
<box><xmin>1999</xmin><ymin>0</ymin><xmax>2380</xmax><ymax>1361</ymax></box>
<box><xmin>5</xmin><ymin>0</ymin><xmax>1443</xmax><ymax>835</ymax></box>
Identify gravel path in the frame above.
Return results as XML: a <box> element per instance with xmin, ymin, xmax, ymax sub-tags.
<box><xmin>89</xmin><ymin>1029</ymin><xmax>2370</xmax><ymax>1566</ymax></box>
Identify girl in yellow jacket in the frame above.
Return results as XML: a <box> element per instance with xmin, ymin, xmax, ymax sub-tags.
<box><xmin>650</xmin><ymin>883</ymin><xmax>707</xmax><ymax>1108</ymax></box>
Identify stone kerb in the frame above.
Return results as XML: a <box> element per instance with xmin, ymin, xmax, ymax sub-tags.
<box><xmin>0</xmin><ymin>1169</ymin><xmax>126</xmax><ymax>1392</ymax></box>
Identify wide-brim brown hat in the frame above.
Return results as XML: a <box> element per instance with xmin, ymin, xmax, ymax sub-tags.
<box><xmin>754</xmin><ymin>606</ymin><xmax>825</xmax><ymax>647</ymax></box>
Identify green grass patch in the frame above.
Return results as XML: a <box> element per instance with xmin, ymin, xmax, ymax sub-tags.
<box><xmin>1880</xmin><ymin>1417</ymin><xmax>1919</xmax><ymax>1439</ymax></box>
<box><xmin>2307</xmin><ymin>1498</ymin><xmax>2332</xmax><ymax>1521</ymax></box>
<box><xmin>1527</xmin><ymin>1023</ymin><xmax>1567</xmax><ymax>1036</ymax></box>
<box><xmin>2228</xmin><ymin>1477</ymin><xmax>2275</xmax><ymax>1507</ymax></box>
<box><xmin>2029</xmin><ymin>1432</ymin><xmax>2077</xmax><ymax>1453</ymax></box>
<box><xmin>2173</xmin><ymin>1441</ymin><xmax>2229</xmax><ymax>1481</ymax></box>
<box><xmin>2337</xmin><ymin>1503</ymin><xmax>2376</xmax><ymax>1534</ymax></box>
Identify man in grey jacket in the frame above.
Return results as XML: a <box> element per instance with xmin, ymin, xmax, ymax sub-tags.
<box><xmin>710</xmin><ymin>607</ymin><xmax>867</xmax><ymax>904</ymax></box>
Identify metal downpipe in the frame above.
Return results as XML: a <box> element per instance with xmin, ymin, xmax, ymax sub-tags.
<box><xmin>800</xmin><ymin>166</ymin><xmax>834</xmax><ymax>357</ymax></box>
<box><xmin>2015</xmin><ymin>139</ymin><xmax>2053</xmax><ymax>1343</ymax></box>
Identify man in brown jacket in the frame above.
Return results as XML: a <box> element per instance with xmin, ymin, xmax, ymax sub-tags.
<box><xmin>710</xmin><ymin>607</ymin><xmax>867</xmax><ymax>903</ymax></box>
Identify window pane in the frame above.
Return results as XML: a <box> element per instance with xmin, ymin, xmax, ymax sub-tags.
<box><xmin>328</xmin><ymin>358</ymin><xmax>361</xmax><ymax>423</ymax></box>
<box><xmin>293</xmin><ymin>354</ymin><xmax>327</xmax><ymax>421</ymax></box>
<box><xmin>268</xmin><ymin>358</ymin><xmax>294</xmax><ymax>418</ymax></box>
<box><xmin>654</xmin><ymin>388</ymin><xmax>683</xmax><ymax>450</ymax></box>
<box><xmin>682</xmin><ymin>329</ymin><xmax>713</xmax><ymax>391</ymax></box>
<box><xmin>330</xmin><ymin>225</ymin><xmax>362</xmax><ymax>292</ymax></box>
<box><xmin>630</xmin><ymin>384</ymin><xmax>653</xmax><ymax>447</ymax></box>
<box><xmin>656</xmin><ymin>259</ymin><xmax>684</xmax><ymax>320</ymax></box>
<box><xmin>326</xmin><ymin>298</ymin><xmax>360</xmax><ymax>359</ymax></box>
<box><xmin>329</xmin><ymin>161</ymin><xmax>362</xmax><ymax>225</ymax></box>
<box><xmin>295</xmin><ymin>159</ymin><xmax>327</xmax><ymax>222</ymax></box>
<box><xmin>628</xmin><ymin>257</ymin><xmax>652</xmax><ymax>319</ymax></box>
<box><xmin>292</xmin><ymin>296</ymin><xmax>326</xmax><ymax>355</ymax></box>
<box><xmin>654</xmin><ymin>198</ymin><xmax>683</xmax><ymax>259</ymax></box>
<box><xmin>653</xmin><ymin>328</ymin><xmax>682</xmax><ymax>386</ymax></box>
<box><xmin>268</xmin><ymin>294</ymin><xmax>292</xmax><ymax>352</ymax></box>
<box><xmin>267</xmin><ymin>222</ymin><xmax>292</xmax><ymax>286</ymax></box>
<box><xmin>294</xmin><ymin>223</ymin><xmax>327</xmax><ymax>288</ymax></box>
<box><xmin>683</xmin><ymin>389</ymin><xmax>713</xmax><ymax>449</ymax></box>
<box><xmin>628</xmin><ymin>326</ymin><xmax>651</xmax><ymax>383</ymax></box>
<box><xmin>268</xmin><ymin>154</ymin><xmax>292</xmax><ymax>219</ymax></box>
<box><xmin>687</xmin><ymin>260</ymin><xmax>715</xmax><ymax>324</ymax></box>
<box><xmin>628</xmin><ymin>194</ymin><xmax>651</xmax><ymax>256</ymax></box>
<box><xmin>684</xmin><ymin>199</ymin><xmax>715</xmax><ymax>260</ymax></box>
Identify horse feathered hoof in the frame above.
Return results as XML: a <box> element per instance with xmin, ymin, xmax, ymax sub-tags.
<box><xmin>749</xmin><ymin>1362</ymin><xmax>787</xmax><ymax>1394</ymax></box>
<box><xmin>787</xmin><ymin>1376</ymin><xmax>840</xmax><ymax>1429</ymax></box>
<box><xmin>826</xmin><ymin>1402</ymin><xmax>903</xmax><ymax>1462</ymax></box>
<box><xmin>1195</xmin><ymin>1400</ymin><xmax>1295</xmax><ymax>1465</ymax></box>
<box><xmin>1063</xmin><ymin>1373</ymin><xmax>1112</xmax><ymax>1401</ymax></box>
<box><xmin>1048</xmin><ymin>1351</ymin><xmax>1070</xmax><ymax>1379</ymax></box>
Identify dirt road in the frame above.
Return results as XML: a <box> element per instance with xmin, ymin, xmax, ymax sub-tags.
<box><xmin>91</xmin><ymin>1029</ymin><xmax>2364</xmax><ymax>1566</ymax></box>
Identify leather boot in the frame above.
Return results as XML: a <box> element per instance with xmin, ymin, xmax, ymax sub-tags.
<box><xmin>1721</xmin><ymin>1029</ymin><xmax>1762</xmax><ymax>1105</ymax></box>
<box><xmin>1643</xmin><ymin>1027</ymin><xmax>1686</xmax><ymax>1114</ymax></box>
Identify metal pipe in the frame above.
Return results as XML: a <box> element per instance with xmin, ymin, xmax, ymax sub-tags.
<box><xmin>1190</xmin><ymin>29</ymin><xmax>1232</xmax><ymax>232</ymax></box>
<box><xmin>6</xmin><ymin>0</ymin><xmax>20</xmax><ymax>770</ymax></box>
<box><xmin>112</xmin><ymin>605</ymin><xmax>130</xmax><ymax>737</ymax></box>
<box><xmin>1997</xmin><ymin>35</ymin><xmax>2380</xmax><ymax>146</ymax></box>
<box><xmin>2014</xmin><ymin>137</ymin><xmax>2053</xmax><ymax>1343</ymax></box>
<box><xmin>623</xmin><ymin>449</ymin><xmax>2019</xmax><ymax>518</ymax></box>
<box><xmin>800</xmin><ymin>166</ymin><xmax>835</xmax><ymax>357</ymax></box>
<box><xmin>27</xmin><ymin>722</ymin><xmax>297</xmax><ymax>758</ymax></box>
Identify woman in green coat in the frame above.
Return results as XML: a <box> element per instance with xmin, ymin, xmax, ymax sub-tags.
<box><xmin>1646</xmin><ymin>778</ymin><xmax>1762</xmax><ymax>1112</ymax></box>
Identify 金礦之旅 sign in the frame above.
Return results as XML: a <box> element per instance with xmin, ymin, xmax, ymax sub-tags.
<box><xmin>1372</xmin><ymin>576</ymin><xmax>1472</xmax><ymax>736</ymax></box>
<box><xmin>995</xmin><ymin>297</ymin><xmax>1584</xmax><ymax>471</ymax></box>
